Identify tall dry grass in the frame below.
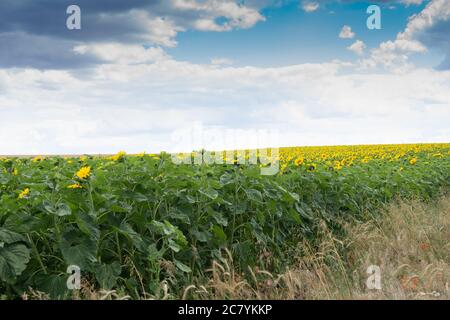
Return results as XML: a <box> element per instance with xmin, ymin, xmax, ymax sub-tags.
<box><xmin>183</xmin><ymin>195</ymin><xmax>450</xmax><ymax>300</ymax></box>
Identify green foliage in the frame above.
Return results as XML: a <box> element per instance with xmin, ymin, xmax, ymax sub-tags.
<box><xmin>0</xmin><ymin>149</ymin><xmax>449</xmax><ymax>298</ymax></box>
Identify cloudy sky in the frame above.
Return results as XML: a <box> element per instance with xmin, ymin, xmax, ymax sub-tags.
<box><xmin>1</xmin><ymin>0</ymin><xmax>449</xmax><ymax>154</ymax></box>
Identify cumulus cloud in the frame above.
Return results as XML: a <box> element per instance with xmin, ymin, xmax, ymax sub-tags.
<box><xmin>73</xmin><ymin>44</ymin><xmax>169</xmax><ymax>65</ymax></box>
<box><xmin>172</xmin><ymin>0</ymin><xmax>266</xmax><ymax>31</ymax></box>
<box><xmin>339</xmin><ymin>25</ymin><xmax>355</xmax><ymax>39</ymax></box>
<box><xmin>301</xmin><ymin>1</ymin><xmax>320</xmax><ymax>13</ymax></box>
<box><xmin>347</xmin><ymin>40</ymin><xmax>366</xmax><ymax>55</ymax></box>
<box><xmin>401</xmin><ymin>0</ymin><xmax>425</xmax><ymax>5</ymax></box>
<box><xmin>0</xmin><ymin>0</ymin><xmax>266</xmax><ymax>69</ymax></box>
<box><xmin>364</xmin><ymin>0</ymin><xmax>450</xmax><ymax>70</ymax></box>
<box><xmin>298</xmin><ymin>0</ymin><xmax>426</xmax><ymax>10</ymax></box>
<box><xmin>0</xmin><ymin>50</ymin><xmax>449</xmax><ymax>154</ymax></box>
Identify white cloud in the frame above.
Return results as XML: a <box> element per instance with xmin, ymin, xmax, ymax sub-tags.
<box><xmin>56</xmin><ymin>1</ymin><xmax>266</xmax><ymax>51</ymax></box>
<box><xmin>171</xmin><ymin>0</ymin><xmax>265</xmax><ymax>31</ymax></box>
<box><xmin>402</xmin><ymin>0</ymin><xmax>425</xmax><ymax>5</ymax></box>
<box><xmin>347</xmin><ymin>40</ymin><xmax>366</xmax><ymax>56</ymax></box>
<box><xmin>365</xmin><ymin>0</ymin><xmax>450</xmax><ymax>70</ymax></box>
<box><xmin>301</xmin><ymin>1</ymin><xmax>319</xmax><ymax>13</ymax></box>
<box><xmin>401</xmin><ymin>0</ymin><xmax>450</xmax><ymax>39</ymax></box>
<box><xmin>142</xmin><ymin>15</ymin><xmax>184</xmax><ymax>47</ymax></box>
<box><xmin>96</xmin><ymin>10</ymin><xmax>184</xmax><ymax>48</ymax></box>
<box><xmin>339</xmin><ymin>25</ymin><xmax>355</xmax><ymax>39</ymax></box>
<box><xmin>1</xmin><ymin>50</ymin><xmax>449</xmax><ymax>154</ymax></box>
<box><xmin>74</xmin><ymin>44</ymin><xmax>169</xmax><ymax>65</ymax></box>
<box><xmin>194</xmin><ymin>18</ymin><xmax>229</xmax><ymax>31</ymax></box>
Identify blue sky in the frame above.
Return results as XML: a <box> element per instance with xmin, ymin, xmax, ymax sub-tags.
<box><xmin>0</xmin><ymin>0</ymin><xmax>449</xmax><ymax>154</ymax></box>
<box><xmin>169</xmin><ymin>1</ymin><xmax>430</xmax><ymax>66</ymax></box>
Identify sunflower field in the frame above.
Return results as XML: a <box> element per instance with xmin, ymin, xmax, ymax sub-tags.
<box><xmin>0</xmin><ymin>143</ymin><xmax>449</xmax><ymax>299</ymax></box>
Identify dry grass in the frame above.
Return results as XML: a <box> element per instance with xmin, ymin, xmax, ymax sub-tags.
<box><xmin>183</xmin><ymin>195</ymin><xmax>450</xmax><ymax>300</ymax></box>
<box><xmin>22</xmin><ymin>279</ymin><xmax>132</xmax><ymax>300</ymax></box>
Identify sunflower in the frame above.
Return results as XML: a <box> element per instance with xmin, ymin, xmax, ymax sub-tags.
<box><xmin>110</xmin><ymin>151</ymin><xmax>126</xmax><ymax>162</ymax></box>
<box><xmin>294</xmin><ymin>157</ymin><xmax>304</xmax><ymax>166</ymax></box>
<box><xmin>18</xmin><ymin>188</ymin><xmax>30</xmax><ymax>199</ymax></box>
<box><xmin>68</xmin><ymin>183</ymin><xmax>83</xmax><ymax>189</ymax></box>
<box><xmin>409</xmin><ymin>158</ymin><xmax>417</xmax><ymax>165</ymax></box>
<box><xmin>76</xmin><ymin>166</ymin><xmax>91</xmax><ymax>180</ymax></box>
<box><xmin>333</xmin><ymin>161</ymin><xmax>343</xmax><ymax>171</ymax></box>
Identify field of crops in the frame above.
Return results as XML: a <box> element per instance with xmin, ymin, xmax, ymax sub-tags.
<box><xmin>0</xmin><ymin>143</ymin><xmax>449</xmax><ymax>299</ymax></box>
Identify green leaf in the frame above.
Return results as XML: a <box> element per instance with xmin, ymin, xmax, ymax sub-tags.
<box><xmin>0</xmin><ymin>228</ymin><xmax>26</xmax><ymax>244</ymax></box>
<box><xmin>295</xmin><ymin>202</ymin><xmax>313</xmax><ymax>220</ymax></box>
<box><xmin>119</xmin><ymin>222</ymin><xmax>147</xmax><ymax>252</ymax></box>
<box><xmin>0</xmin><ymin>243</ymin><xmax>31</xmax><ymax>284</ymax></box>
<box><xmin>0</xmin><ymin>228</ymin><xmax>30</xmax><ymax>283</ymax></box>
<box><xmin>168</xmin><ymin>239</ymin><xmax>182</xmax><ymax>252</ymax></box>
<box><xmin>191</xmin><ymin>229</ymin><xmax>211</xmax><ymax>243</ymax></box>
<box><xmin>110</xmin><ymin>202</ymin><xmax>133</xmax><ymax>213</ymax></box>
<box><xmin>245</xmin><ymin>189</ymin><xmax>263</xmax><ymax>203</ymax></box>
<box><xmin>3</xmin><ymin>212</ymin><xmax>41</xmax><ymax>233</ymax></box>
<box><xmin>147</xmin><ymin>244</ymin><xmax>163</xmax><ymax>261</ymax></box>
<box><xmin>56</xmin><ymin>203</ymin><xmax>72</xmax><ymax>217</ymax></box>
<box><xmin>185</xmin><ymin>195</ymin><xmax>197</xmax><ymax>204</ymax></box>
<box><xmin>211</xmin><ymin>225</ymin><xmax>227</xmax><ymax>244</ymax></box>
<box><xmin>168</xmin><ymin>208</ymin><xmax>191</xmax><ymax>225</ymax></box>
<box><xmin>174</xmin><ymin>259</ymin><xmax>192</xmax><ymax>273</ymax></box>
<box><xmin>288</xmin><ymin>208</ymin><xmax>302</xmax><ymax>224</ymax></box>
<box><xmin>42</xmin><ymin>201</ymin><xmax>56</xmax><ymax>214</ymax></box>
<box><xmin>122</xmin><ymin>191</ymin><xmax>148</xmax><ymax>203</ymax></box>
<box><xmin>199</xmin><ymin>187</ymin><xmax>218</xmax><ymax>200</ymax></box>
<box><xmin>151</xmin><ymin>220</ymin><xmax>188</xmax><ymax>247</ymax></box>
<box><xmin>95</xmin><ymin>262</ymin><xmax>122</xmax><ymax>290</ymax></box>
<box><xmin>212</xmin><ymin>211</ymin><xmax>228</xmax><ymax>227</ymax></box>
<box><xmin>34</xmin><ymin>274</ymin><xmax>70</xmax><ymax>299</ymax></box>
<box><xmin>75</xmin><ymin>212</ymin><xmax>99</xmax><ymax>240</ymax></box>
<box><xmin>219</xmin><ymin>172</ymin><xmax>235</xmax><ymax>185</ymax></box>
<box><xmin>59</xmin><ymin>229</ymin><xmax>97</xmax><ymax>270</ymax></box>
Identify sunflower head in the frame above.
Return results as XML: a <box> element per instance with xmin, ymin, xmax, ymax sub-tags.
<box><xmin>110</xmin><ymin>151</ymin><xmax>127</xmax><ymax>162</ymax></box>
<box><xmin>68</xmin><ymin>183</ymin><xmax>83</xmax><ymax>189</ymax></box>
<box><xmin>76</xmin><ymin>166</ymin><xmax>91</xmax><ymax>180</ymax></box>
<box><xmin>294</xmin><ymin>157</ymin><xmax>304</xmax><ymax>166</ymax></box>
<box><xmin>18</xmin><ymin>188</ymin><xmax>30</xmax><ymax>199</ymax></box>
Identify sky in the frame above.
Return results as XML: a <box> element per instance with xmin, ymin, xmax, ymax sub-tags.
<box><xmin>0</xmin><ymin>0</ymin><xmax>449</xmax><ymax>154</ymax></box>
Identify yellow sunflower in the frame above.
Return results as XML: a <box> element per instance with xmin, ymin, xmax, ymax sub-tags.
<box><xmin>76</xmin><ymin>166</ymin><xmax>91</xmax><ymax>180</ymax></box>
<box><xmin>18</xmin><ymin>188</ymin><xmax>30</xmax><ymax>199</ymax></box>
<box><xmin>68</xmin><ymin>183</ymin><xmax>83</xmax><ymax>189</ymax></box>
